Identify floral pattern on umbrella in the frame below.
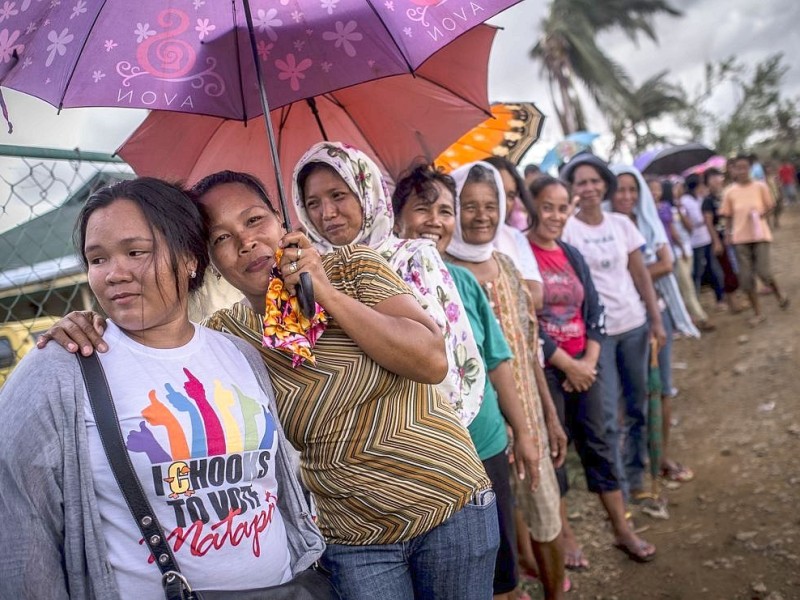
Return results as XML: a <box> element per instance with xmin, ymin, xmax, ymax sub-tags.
<box><xmin>0</xmin><ymin>0</ymin><xmax>520</xmax><ymax>121</ymax></box>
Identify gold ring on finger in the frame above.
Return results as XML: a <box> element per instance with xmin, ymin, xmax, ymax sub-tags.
<box><xmin>289</xmin><ymin>261</ymin><xmax>298</xmax><ymax>274</ymax></box>
<box><xmin>297</xmin><ymin>248</ymin><xmax>303</xmax><ymax>259</ymax></box>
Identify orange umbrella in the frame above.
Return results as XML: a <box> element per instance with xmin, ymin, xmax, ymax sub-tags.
<box><xmin>434</xmin><ymin>102</ymin><xmax>544</xmax><ymax>171</ymax></box>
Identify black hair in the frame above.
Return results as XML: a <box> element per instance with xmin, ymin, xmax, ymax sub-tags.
<box><xmin>392</xmin><ymin>163</ymin><xmax>457</xmax><ymax>216</ymax></box>
<box><xmin>661</xmin><ymin>180</ymin><xmax>675</xmax><ymax>205</ymax></box>
<box><xmin>484</xmin><ymin>156</ymin><xmax>537</xmax><ymax>230</ymax></box>
<box><xmin>524</xmin><ymin>164</ymin><xmax>540</xmax><ymax>176</ymax></box>
<box><xmin>685</xmin><ymin>173</ymin><xmax>701</xmax><ymax>193</ymax></box>
<box><xmin>191</xmin><ymin>170</ymin><xmax>281</xmax><ymax>222</ymax></box>
<box><xmin>296</xmin><ymin>162</ymin><xmax>341</xmax><ymax>205</ymax></box>
<box><xmin>74</xmin><ymin>177</ymin><xmax>209</xmax><ymax>296</ymax></box>
<box><xmin>733</xmin><ymin>154</ymin><xmax>753</xmax><ymax>165</ymax></box>
<box><xmin>529</xmin><ymin>174</ymin><xmax>569</xmax><ymax>198</ymax></box>
<box><xmin>703</xmin><ymin>167</ymin><xmax>723</xmax><ymax>186</ymax></box>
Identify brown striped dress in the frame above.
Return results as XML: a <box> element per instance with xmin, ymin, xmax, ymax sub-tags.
<box><xmin>205</xmin><ymin>245</ymin><xmax>489</xmax><ymax>546</ymax></box>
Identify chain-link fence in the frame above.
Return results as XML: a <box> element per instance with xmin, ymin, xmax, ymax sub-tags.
<box><xmin>0</xmin><ymin>146</ymin><xmax>134</xmax><ymax>384</ymax></box>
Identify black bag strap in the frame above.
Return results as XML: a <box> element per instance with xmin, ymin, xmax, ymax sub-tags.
<box><xmin>77</xmin><ymin>353</ymin><xmax>195</xmax><ymax>600</ymax></box>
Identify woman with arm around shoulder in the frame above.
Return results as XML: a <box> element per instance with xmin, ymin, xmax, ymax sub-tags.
<box><xmin>2</xmin><ymin>179</ymin><xmax>323</xmax><ymax>599</ymax></box>
<box><xmin>558</xmin><ymin>154</ymin><xmax>663</xmax><ymax>561</ymax></box>
<box><xmin>41</xmin><ymin>169</ymin><xmax>495</xmax><ymax>600</ymax></box>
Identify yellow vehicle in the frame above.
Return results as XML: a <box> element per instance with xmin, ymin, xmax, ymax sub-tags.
<box><xmin>0</xmin><ymin>316</ymin><xmax>61</xmax><ymax>386</ymax></box>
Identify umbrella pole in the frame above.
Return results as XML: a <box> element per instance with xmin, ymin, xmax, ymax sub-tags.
<box><xmin>241</xmin><ymin>0</ymin><xmax>315</xmax><ymax>318</ymax></box>
<box><xmin>305</xmin><ymin>98</ymin><xmax>329</xmax><ymax>141</ymax></box>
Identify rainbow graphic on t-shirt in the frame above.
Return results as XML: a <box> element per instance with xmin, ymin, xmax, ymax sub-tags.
<box><xmin>124</xmin><ymin>367</ymin><xmax>276</xmax><ymax>502</ymax></box>
<box><xmin>125</xmin><ymin>367</ymin><xmax>276</xmax><ymax>462</ymax></box>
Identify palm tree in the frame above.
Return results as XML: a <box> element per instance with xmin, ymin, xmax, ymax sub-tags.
<box><xmin>530</xmin><ymin>0</ymin><xmax>681</xmax><ymax>135</ymax></box>
<box><xmin>608</xmin><ymin>71</ymin><xmax>687</xmax><ymax>156</ymax></box>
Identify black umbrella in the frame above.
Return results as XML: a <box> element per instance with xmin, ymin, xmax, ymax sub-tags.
<box><xmin>641</xmin><ymin>143</ymin><xmax>715</xmax><ymax>176</ymax></box>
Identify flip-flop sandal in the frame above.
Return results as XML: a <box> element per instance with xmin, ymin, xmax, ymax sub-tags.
<box><xmin>631</xmin><ymin>492</ymin><xmax>670</xmax><ymax>520</ymax></box>
<box><xmin>660</xmin><ymin>463</ymin><xmax>695</xmax><ymax>483</ymax></box>
<box><xmin>613</xmin><ymin>540</ymin><xmax>656</xmax><ymax>563</ymax></box>
<box><xmin>564</xmin><ymin>547</ymin><xmax>590</xmax><ymax>571</ymax></box>
<box><xmin>521</xmin><ymin>568</ymin><xmax>573</xmax><ymax>593</ymax></box>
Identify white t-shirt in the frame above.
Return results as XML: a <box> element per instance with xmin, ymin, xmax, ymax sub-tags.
<box><xmin>86</xmin><ymin>322</ymin><xmax>292</xmax><ymax>598</ymax></box>
<box><xmin>495</xmin><ymin>225</ymin><xmax>543</xmax><ymax>282</ymax></box>
<box><xmin>562</xmin><ymin>212</ymin><xmax>648</xmax><ymax>336</ymax></box>
<box><xmin>680</xmin><ymin>194</ymin><xmax>711</xmax><ymax>249</ymax></box>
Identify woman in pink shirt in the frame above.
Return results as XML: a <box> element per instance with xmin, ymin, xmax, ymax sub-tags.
<box><xmin>720</xmin><ymin>155</ymin><xmax>789</xmax><ymax>325</ymax></box>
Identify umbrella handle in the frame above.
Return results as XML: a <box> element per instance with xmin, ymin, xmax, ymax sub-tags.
<box><xmin>298</xmin><ymin>272</ymin><xmax>316</xmax><ymax>319</ymax></box>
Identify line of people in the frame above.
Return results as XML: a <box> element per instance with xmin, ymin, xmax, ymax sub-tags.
<box><xmin>1</xmin><ymin>142</ymin><xmax>787</xmax><ymax>600</ymax></box>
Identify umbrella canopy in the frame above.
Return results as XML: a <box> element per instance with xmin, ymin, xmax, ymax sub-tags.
<box><xmin>433</xmin><ymin>102</ymin><xmax>544</xmax><ymax>171</ymax></box>
<box><xmin>638</xmin><ymin>143</ymin><xmax>716</xmax><ymax>176</ymax></box>
<box><xmin>681</xmin><ymin>155</ymin><xmax>727</xmax><ymax>177</ymax></box>
<box><xmin>538</xmin><ymin>131</ymin><xmax>599</xmax><ymax>173</ymax></box>
<box><xmin>0</xmin><ymin>0</ymin><xmax>519</xmax><ymax>122</ymax></box>
<box><xmin>118</xmin><ymin>24</ymin><xmax>496</xmax><ymax>224</ymax></box>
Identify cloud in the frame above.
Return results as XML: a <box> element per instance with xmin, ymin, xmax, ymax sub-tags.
<box><xmin>488</xmin><ymin>0</ymin><xmax>800</xmax><ymax>162</ymax></box>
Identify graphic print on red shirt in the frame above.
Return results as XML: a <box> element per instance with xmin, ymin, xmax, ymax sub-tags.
<box><xmin>531</xmin><ymin>242</ymin><xmax>587</xmax><ymax>358</ymax></box>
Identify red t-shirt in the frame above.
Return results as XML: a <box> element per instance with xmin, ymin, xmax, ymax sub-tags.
<box><xmin>778</xmin><ymin>164</ymin><xmax>796</xmax><ymax>186</ymax></box>
<box><xmin>531</xmin><ymin>241</ymin><xmax>587</xmax><ymax>358</ymax></box>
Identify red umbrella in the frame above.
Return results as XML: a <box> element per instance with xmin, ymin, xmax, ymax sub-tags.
<box><xmin>117</xmin><ymin>24</ymin><xmax>496</xmax><ymax>226</ymax></box>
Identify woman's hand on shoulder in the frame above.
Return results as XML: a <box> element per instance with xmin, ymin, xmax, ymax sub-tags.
<box><xmin>36</xmin><ymin>311</ymin><xmax>108</xmax><ymax>355</ymax></box>
<box><xmin>278</xmin><ymin>232</ymin><xmax>336</xmax><ymax>306</ymax></box>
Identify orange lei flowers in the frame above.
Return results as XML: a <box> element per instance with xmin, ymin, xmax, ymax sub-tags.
<box><xmin>262</xmin><ymin>248</ymin><xmax>328</xmax><ymax>367</ymax></box>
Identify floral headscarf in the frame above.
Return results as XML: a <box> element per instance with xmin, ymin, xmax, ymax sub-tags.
<box><xmin>293</xmin><ymin>141</ymin><xmax>394</xmax><ymax>255</ymax></box>
<box><xmin>447</xmin><ymin>161</ymin><xmax>507</xmax><ymax>263</ymax></box>
<box><xmin>291</xmin><ymin>141</ymin><xmax>486</xmax><ymax>426</ymax></box>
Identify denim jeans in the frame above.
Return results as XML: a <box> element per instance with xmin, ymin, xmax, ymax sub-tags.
<box><xmin>692</xmin><ymin>243</ymin><xmax>724</xmax><ymax>302</ymax></box>
<box><xmin>598</xmin><ymin>323</ymin><xmax>650</xmax><ymax>499</ymax></box>
<box><xmin>546</xmin><ymin>364</ymin><xmax>620</xmax><ymax>495</ymax></box>
<box><xmin>319</xmin><ymin>493</ymin><xmax>500</xmax><ymax>600</ymax></box>
<box><xmin>657</xmin><ymin>308</ymin><xmax>674</xmax><ymax>397</ymax></box>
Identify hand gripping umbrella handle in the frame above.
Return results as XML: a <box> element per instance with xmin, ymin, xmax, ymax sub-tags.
<box><xmin>285</xmin><ymin>242</ymin><xmax>316</xmax><ymax>319</ymax></box>
<box><xmin>297</xmin><ymin>272</ymin><xmax>315</xmax><ymax>320</ymax></box>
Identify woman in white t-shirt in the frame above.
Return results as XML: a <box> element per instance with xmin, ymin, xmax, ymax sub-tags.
<box><xmin>0</xmin><ymin>179</ymin><xmax>324</xmax><ymax>599</ymax></box>
<box><xmin>559</xmin><ymin>154</ymin><xmax>664</xmax><ymax>561</ymax></box>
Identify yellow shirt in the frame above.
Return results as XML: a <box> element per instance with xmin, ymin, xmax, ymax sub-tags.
<box><xmin>205</xmin><ymin>245</ymin><xmax>488</xmax><ymax>545</ymax></box>
<box><xmin>720</xmin><ymin>181</ymin><xmax>773</xmax><ymax>244</ymax></box>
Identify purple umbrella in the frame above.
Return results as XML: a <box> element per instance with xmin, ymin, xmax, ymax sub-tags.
<box><xmin>0</xmin><ymin>0</ymin><xmax>517</xmax><ymax>120</ymax></box>
<box><xmin>637</xmin><ymin>143</ymin><xmax>716</xmax><ymax>176</ymax></box>
<box><xmin>0</xmin><ymin>0</ymin><xmax>519</xmax><ymax>316</ymax></box>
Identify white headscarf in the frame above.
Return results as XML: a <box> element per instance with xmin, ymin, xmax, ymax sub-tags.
<box><xmin>446</xmin><ymin>161</ymin><xmax>507</xmax><ymax>263</ymax></box>
<box><xmin>610</xmin><ymin>164</ymin><xmax>700</xmax><ymax>338</ymax></box>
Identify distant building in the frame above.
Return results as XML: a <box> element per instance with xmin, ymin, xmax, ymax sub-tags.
<box><xmin>0</xmin><ymin>171</ymin><xmax>133</xmax><ymax>322</ymax></box>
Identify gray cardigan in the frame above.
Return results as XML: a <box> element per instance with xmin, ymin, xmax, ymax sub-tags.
<box><xmin>0</xmin><ymin>333</ymin><xmax>325</xmax><ymax>600</ymax></box>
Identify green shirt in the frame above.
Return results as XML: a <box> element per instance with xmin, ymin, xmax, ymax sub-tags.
<box><xmin>447</xmin><ymin>264</ymin><xmax>512</xmax><ymax>460</ymax></box>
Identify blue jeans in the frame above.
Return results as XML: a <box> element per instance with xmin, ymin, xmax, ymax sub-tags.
<box><xmin>657</xmin><ymin>308</ymin><xmax>674</xmax><ymax>396</ymax></box>
<box><xmin>598</xmin><ymin>323</ymin><xmax>650</xmax><ymax>499</ymax></box>
<box><xmin>692</xmin><ymin>243</ymin><xmax>724</xmax><ymax>302</ymax></box>
<box><xmin>320</xmin><ymin>492</ymin><xmax>500</xmax><ymax>600</ymax></box>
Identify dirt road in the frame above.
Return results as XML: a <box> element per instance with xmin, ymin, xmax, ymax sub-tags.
<box><xmin>539</xmin><ymin>205</ymin><xmax>800</xmax><ymax>600</ymax></box>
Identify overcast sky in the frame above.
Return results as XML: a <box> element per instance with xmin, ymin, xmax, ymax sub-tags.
<box><xmin>0</xmin><ymin>0</ymin><xmax>798</xmax><ymax>229</ymax></box>
<box><xmin>488</xmin><ymin>0</ymin><xmax>800</xmax><ymax>162</ymax></box>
